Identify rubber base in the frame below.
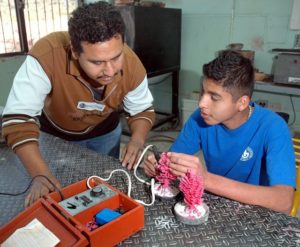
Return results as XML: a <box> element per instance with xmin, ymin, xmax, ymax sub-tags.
<box><xmin>153</xmin><ymin>182</ymin><xmax>180</xmax><ymax>199</ymax></box>
<box><xmin>174</xmin><ymin>202</ymin><xmax>209</xmax><ymax>225</ymax></box>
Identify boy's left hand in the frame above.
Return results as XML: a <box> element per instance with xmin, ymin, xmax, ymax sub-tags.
<box><xmin>167</xmin><ymin>152</ymin><xmax>207</xmax><ymax>179</ymax></box>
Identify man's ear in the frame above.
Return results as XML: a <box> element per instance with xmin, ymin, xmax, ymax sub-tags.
<box><xmin>70</xmin><ymin>44</ymin><xmax>79</xmax><ymax>60</ymax></box>
<box><xmin>237</xmin><ymin>95</ymin><xmax>250</xmax><ymax>112</ymax></box>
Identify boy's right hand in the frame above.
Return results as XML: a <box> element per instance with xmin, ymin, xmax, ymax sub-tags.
<box><xmin>143</xmin><ymin>153</ymin><xmax>158</xmax><ymax>177</ymax></box>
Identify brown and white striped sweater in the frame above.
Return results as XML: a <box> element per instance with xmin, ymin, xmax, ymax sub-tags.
<box><xmin>2</xmin><ymin>32</ymin><xmax>155</xmax><ymax>151</ymax></box>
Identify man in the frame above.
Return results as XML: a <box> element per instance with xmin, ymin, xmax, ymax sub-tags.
<box><xmin>144</xmin><ymin>51</ymin><xmax>295</xmax><ymax>214</ymax></box>
<box><xmin>2</xmin><ymin>2</ymin><xmax>155</xmax><ymax>206</ymax></box>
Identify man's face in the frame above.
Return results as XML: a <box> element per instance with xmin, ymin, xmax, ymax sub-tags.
<box><xmin>199</xmin><ymin>78</ymin><xmax>247</xmax><ymax>129</ymax></box>
<box><xmin>72</xmin><ymin>35</ymin><xmax>124</xmax><ymax>86</ymax></box>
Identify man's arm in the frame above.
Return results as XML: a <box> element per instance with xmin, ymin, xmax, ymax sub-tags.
<box><xmin>168</xmin><ymin>152</ymin><xmax>294</xmax><ymax>214</ymax></box>
<box><xmin>2</xmin><ymin>55</ymin><xmax>55</xmax><ymax>206</ymax></box>
<box><xmin>121</xmin><ymin>75</ymin><xmax>155</xmax><ymax>169</ymax></box>
<box><xmin>121</xmin><ymin>118</ymin><xmax>153</xmax><ymax>169</ymax></box>
<box><xmin>16</xmin><ymin>143</ymin><xmax>61</xmax><ymax>207</ymax></box>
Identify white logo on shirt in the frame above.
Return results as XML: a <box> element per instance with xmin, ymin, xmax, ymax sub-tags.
<box><xmin>240</xmin><ymin>147</ymin><xmax>253</xmax><ymax>161</ymax></box>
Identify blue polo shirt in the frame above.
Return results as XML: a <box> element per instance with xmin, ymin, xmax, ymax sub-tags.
<box><xmin>171</xmin><ymin>103</ymin><xmax>296</xmax><ymax>187</ymax></box>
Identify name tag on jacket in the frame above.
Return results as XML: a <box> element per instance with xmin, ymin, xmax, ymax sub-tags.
<box><xmin>77</xmin><ymin>101</ymin><xmax>106</xmax><ymax>112</ymax></box>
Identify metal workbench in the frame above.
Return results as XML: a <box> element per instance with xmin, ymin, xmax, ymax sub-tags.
<box><xmin>1</xmin><ymin>133</ymin><xmax>300</xmax><ymax>246</ymax></box>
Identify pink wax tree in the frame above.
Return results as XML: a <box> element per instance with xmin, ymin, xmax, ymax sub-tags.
<box><xmin>179</xmin><ymin>171</ymin><xmax>204</xmax><ymax>210</ymax></box>
<box><xmin>155</xmin><ymin>152</ymin><xmax>177</xmax><ymax>188</ymax></box>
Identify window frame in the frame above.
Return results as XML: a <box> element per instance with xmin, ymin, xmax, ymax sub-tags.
<box><xmin>0</xmin><ymin>0</ymin><xmax>82</xmax><ymax>58</ymax></box>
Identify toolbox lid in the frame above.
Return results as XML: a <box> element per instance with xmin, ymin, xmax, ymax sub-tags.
<box><xmin>0</xmin><ymin>198</ymin><xmax>88</xmax><ymax>247</ymax></box>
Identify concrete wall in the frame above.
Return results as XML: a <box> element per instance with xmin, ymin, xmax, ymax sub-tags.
<box><xmin>0</xmin><ymin>56</ymin><xmax>25</xmax><ymax>106</ymax></box>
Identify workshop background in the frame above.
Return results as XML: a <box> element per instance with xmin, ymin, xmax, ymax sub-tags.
<box><xmin>0</xmin><ymin>0</ymin><xmax>300</xmax><ymax>133</ymax></box>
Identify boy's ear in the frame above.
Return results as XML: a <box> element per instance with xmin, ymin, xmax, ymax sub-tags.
<box><xmin>237</xmin><ymin>95</ymin><xmax>250</xmax><ymax>111</ymax></box>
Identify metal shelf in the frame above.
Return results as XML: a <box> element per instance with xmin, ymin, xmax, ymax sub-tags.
<box><xmin>254</xmin><ymin>81</ymin><xmax>300</xmax><ymax>96</ymax></box>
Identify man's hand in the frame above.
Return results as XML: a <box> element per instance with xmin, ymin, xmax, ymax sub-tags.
<box><xmin>25</xmin><ymin>175</ymin><xmax>61</xmax><ymax>208</ymax></box>
<box><xmin>143</xmin><ymin>153</ymin><xmax>158</xmax><ymax>177</ymax></box>
<box><xmin>121</xmin><ymin>139</ymin><xmax>144</xmax><ymax>170</ymax></box>
<box><xmin>167</xmin><ymin>152</ymin><xmax>207</xmax><ymax>178</ymax></box>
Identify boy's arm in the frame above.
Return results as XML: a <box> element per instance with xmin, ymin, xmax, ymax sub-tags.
<box><xmin>205</xmin><ymin>172</ymin><xmax>294</xmax><ymax>214</ymax></box>
<box><xmin>168</xmin><ymin>152</ymin><xmax>294</xmax><ymax>214</ymax></box>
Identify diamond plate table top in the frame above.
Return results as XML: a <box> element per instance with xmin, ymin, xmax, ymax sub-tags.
<box><xmin>1</xmin><ymin>132</ymin><xmax>300</xmax><ymax>247</ymax></box>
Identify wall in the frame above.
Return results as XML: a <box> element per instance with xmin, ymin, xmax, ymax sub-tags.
<box><xmin>149</xmin><ymin>0</ymin><xmax>300</xmax><ymax>131</ymax></box>
<box><xmin>251</xmin><ymin>90</ymin><xmax>300</xmax><ymax>133</ymax></box>
<box><xmin>0</xmin><ymin>56</ymin><xmax>25</xmax><ymax>106</ymax></box>
<box><xmin>156</xmin><ymin>0</ymin><xmax>299</xmax><ymax>94</ymax></box>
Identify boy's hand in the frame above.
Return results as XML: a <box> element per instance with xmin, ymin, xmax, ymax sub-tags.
<box><xmin>143</xmin><ymin>153</ymin><xmax>158</xmax><ymax>177</ymax></box>
<box><xmin>167</xmin><ymin>152</ymin><xmax>207</xmax><ymax>178</ymax></box>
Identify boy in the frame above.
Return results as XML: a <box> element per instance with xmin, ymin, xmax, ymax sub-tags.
<box><xmin>144</xmin><ymin>50</ymin><xmax>295</xmax><ymax>214</ymax></box>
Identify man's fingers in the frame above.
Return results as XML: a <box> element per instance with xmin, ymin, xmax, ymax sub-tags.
<box><xmin>24</xmin><ymin>178</ymin><xmax>55</xmax><ymax>208</ymax></box>
<box><xmin>122</xmin><ymin>143</ymin><xmax>143</xmax><ymax>170</ymax></box>
<box><xmin>25</xmin><ymin>189</ymin><xmax>39</xmax><ymax>208</ymax></box>
<box><xmin>126</xmin><ymin>158</ymin><xmax>134</xmax><ymax>170</ymax></box>
<box><xmin>121</xmin><ymin>148</ymin><xmax>135</xmax><ymax>168</ymax></box>
<box><xmin>123</xmin><ymin>151</ymin><xmax>138</xmax><ymax>170</ymax></box>
<box><xmin>24</xmin><ymin>193</ymin><xmax>32</xmax><ymax>208</ymax></box>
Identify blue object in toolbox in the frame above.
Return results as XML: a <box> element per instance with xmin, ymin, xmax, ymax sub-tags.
<box><xmin>96</xmin><ymin>208</ymin><xmax>121</xmax><ymax>225</ymax></box>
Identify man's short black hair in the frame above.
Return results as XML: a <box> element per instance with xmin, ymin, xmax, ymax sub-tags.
<box><xmin>203</xmin><ymin>50</ymin><xmax>254</xmax><ymax>100</ymax></box>
<box><xmin>68</xmin><ymin>1</ymin><xmax>125</xmax><ymax>54</ymax></box>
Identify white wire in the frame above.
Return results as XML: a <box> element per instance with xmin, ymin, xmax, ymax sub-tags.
<box><xmin>132</xmin><ymin>144</ymin><xmax>156</xmax><ymax>206</ymax></box>
<box><xmin>86</xmin><ymin>169</ymin><xmax>132</xmax><ymax>197</ymax></box>
<box><xmin>133</xmin><ymin>144</ymin><xmax>154</xmax><ymax>186</ymax></box>
<box><xmin>135</xmin><ymin>178</ymin><xmax>156</xmax><ymax>206</ymax></box>
<box><xmin>86</xmin><ymin>144</ymin><xmax>157</xmax><ymax>207</ymax></box>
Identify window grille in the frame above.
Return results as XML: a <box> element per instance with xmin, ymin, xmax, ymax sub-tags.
<box><xmin>0</xmin><ymin>0</ymin><xmax>79</xmax><ymax>56</ymax></box>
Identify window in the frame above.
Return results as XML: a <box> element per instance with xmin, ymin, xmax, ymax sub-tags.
<box><xmin>0</xmin><ymin>0</ymin><xmax>80</xmax><ymax>56</ymax></box>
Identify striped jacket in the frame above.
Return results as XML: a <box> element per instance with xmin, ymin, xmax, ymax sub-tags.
<box><xmin>2</xmin><ymin>32</ymin><xmax>155</xmax><ymax>151</ymax></box>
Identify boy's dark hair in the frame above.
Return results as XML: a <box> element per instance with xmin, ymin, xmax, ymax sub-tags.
<box><xmin>203</xmin><ymin>50</ymin><xmax>254</xmax><ymax>100</ymax></box>
<box><xmin>68</xmin><ymin>1</ymin><xmax>125</xmax><ymax>54</ymax></box>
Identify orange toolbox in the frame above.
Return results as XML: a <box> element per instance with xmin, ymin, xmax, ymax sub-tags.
<box><xmin>0</xmin><ymin>178</ymin><xmax>144</xmax><ymax>247</ymax></box>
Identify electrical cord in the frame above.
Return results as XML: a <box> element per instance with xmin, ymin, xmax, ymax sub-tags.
<box><xmin>147</xmin><ymin>134</ymin><xmax>176</xmax><ymax>143</ymax></box>
<box><xmin>86</xmin><ymin>170</ymin><xmax>132</xmax><ymax>196</ymax></box>
<box><xmin>86</xmin><ymin>144</ymin><xmax>159</xmax><ymax>207</ymax></box>
<box><xmin>288</xmin><ymin>95</ymin><xmax>296</xmax><ymax>126</ymax></box>
<box><xmin>0</xmin><ymin>174</ymin><xmax>65</xmax><ymax>200</ymax></box>
<box><xmin>131</xmin><ymin>144</ymin><xmax>157</xmax><ymax>206</ymax></box>
<box><xmin>133</xmin><ymin>144</ymin><xmax>155</xmax><ymax>186</ymax></box>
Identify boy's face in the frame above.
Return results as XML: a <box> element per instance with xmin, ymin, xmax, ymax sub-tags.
<box><xmin>71</xmin><ymin>34</ymin><xmax>124</xmax><ymax>86</ymax></box>
<box><xmin>199</xmin><ymin>78</ymin><xmax>249</xmax><ymax>129</ymax></box>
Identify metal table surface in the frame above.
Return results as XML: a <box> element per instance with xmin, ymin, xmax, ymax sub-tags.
<box><xmin>1</xmin><ymin>133</ymin><xmax>300</xmax><ymax>247</ymax></box>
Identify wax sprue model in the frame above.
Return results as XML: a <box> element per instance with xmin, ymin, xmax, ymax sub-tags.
<box><xmin>152</xmin><ymin>151</ymin><xmax>209</xmax><ymax>225</ymax></box>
